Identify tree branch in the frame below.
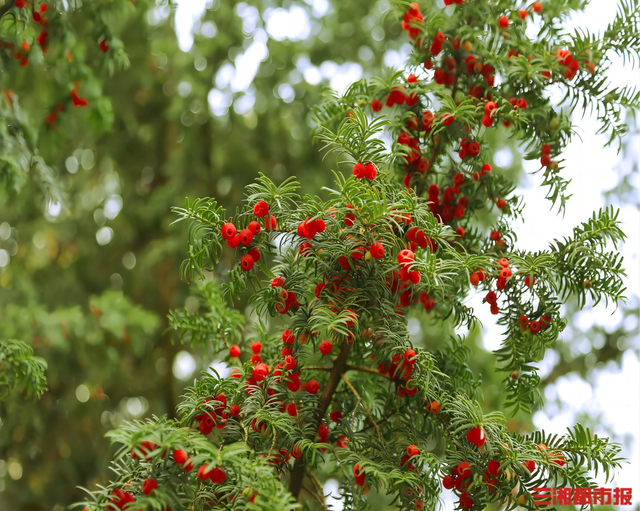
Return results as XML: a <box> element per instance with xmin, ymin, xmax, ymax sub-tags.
<box><xmin>289</xmin><ymin>342</ymin><xmax>351</xmax><ymax>500</ymax></box>
<box><xmin>341</xmin><ymin>374</ymin><xmax>383</xmax><ymax>442</ymax></box>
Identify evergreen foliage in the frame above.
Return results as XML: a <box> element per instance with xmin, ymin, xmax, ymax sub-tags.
<box><xmin>67</xmin><ymin>1</ymin><xmax>637</xmax><ymax>510</ymax></box>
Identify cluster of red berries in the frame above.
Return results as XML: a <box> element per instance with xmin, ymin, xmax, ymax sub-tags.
<box><xmin>377</xmin><ymin>349</ymin><xmax>421</xmax><ymax>398</ymax></box>
<box><xmin>220</xmin><ymin>200</ymin><xmax>278</xmax><ymax>273</ymax></box>
<box><xmin>540</xmin><ymin>142</ymin><xmax>555</xmax><ymax>167</ymax></box>
<box><xmin>401</xmin><ymin>2</ymin><xmax>423</xmax><ymax>41</ymax></box>
<box><xmin>297</xmin><ymin>216</ymin><xmax>326</xmax><ymax>239</ymax></box>
<box><xmin>519</xmin><ymin>314</ymin><xmax>551</xmax><ymax>335</ymax></box>
<box><xmin>442</xmin><ymin>453</ymin><xmax>503</xmax><ymax>510</ymax></box>
<box><xmin>6</xmin><ymin>3</ymin><xmax>50</xmax><ymax>66</ymax></box>
<box><xmin>427</xmin><ymin>181</ymin><xmax>469</xmax><ymax>224</ymax></box>
<box><xmin>458</xmin><ymin>138</ymin><xmax>481</xmax><ymax>160</ymax></box>
<box><xmin>353</xmin><ymin>463</ymin><xmax>369</xmax><ymax>493</ymax></box>
<box><xmin>352</xmin><ymin>162</ymin><xmax>378</xmax><ymax>180</ymax></box>
<box><xmin>193</xmin><ymin>393</ymin><xmax>233</xmax><ymax>435</ymax></box>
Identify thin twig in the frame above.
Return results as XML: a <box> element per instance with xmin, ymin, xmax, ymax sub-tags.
<box><xmin>341</xmin><ymin>374</ymin><xmax>383</xmax><ymax>442</ymax></box>
<box><xmin>302</xmin><ymin>484</ymin><xmax>325</xmax><ymax>508</ymax></box>
<box><xmin>307</xmin><ymin>468</ymin><xmax>328</xmax><ymax>511</ymax></box>
<box><xmin>239</xmin><ymin>419</ymin><xmax>249</xmax><ymax>443</ymax></box>
<box><xmin>268</xmin><ymin>431</ymin><xmax>277</xmax><ymax>457</ymax></box>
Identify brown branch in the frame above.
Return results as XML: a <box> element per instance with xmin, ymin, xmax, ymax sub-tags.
<box><xmin>341</xmin><ymin>374</ymin><xmax>383</xmax><ymax>443</ymax></box>
<box><xmin>302</xmin><ymin>364</ymin><xmax>394</xmax><ymax>380</ymax></box>
<box><xmin>289</xmin><ymin>342</ymin><xmax>351</xmax><ymax>500</ymax></box>
<box><xmin>347</xmin><ymin>364</ymin><xmax>394</xmax><ymax>380</ymax></box>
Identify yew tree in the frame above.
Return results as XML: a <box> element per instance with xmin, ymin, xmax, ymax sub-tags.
<box><xmin>19</xmin><ymin>0</ymin><xmax>640</xmax><ymax>510</ymax></box>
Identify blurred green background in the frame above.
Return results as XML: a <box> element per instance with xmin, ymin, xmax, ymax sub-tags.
<box><xmin>0</xmin><ymin>1</ymin><xmax>637</xmax><ymax>510</ymax></box>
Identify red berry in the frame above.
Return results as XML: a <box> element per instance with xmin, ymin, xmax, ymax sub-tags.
<box><xmin>240</xmin><ymin>254</ymin><xmax>254</xmax><ymax>271</ymax></box>
<box><xmin>252</xmin><ymin>363</ymin><xmax>269</xmax><ymax>382</ymax></box>
<box><xmin>251</xmin><ymin>342</ymin><xmax>262</xmax><ymax>355</ymax></box>
<box><xmin>319</xmin><ymin>340</ymin><xmax>332</xmax><ymax>355</ymax></box>
<box><xmin>523</xmin><ymin>460</ymin><xmax>536</xmax><ymax>473</ymax></box>
<box><xmin>404</xmin><ymin>349</ymin><xmax>416</xmax><ymax>363</ymax></box>
<box><xmin>443</xmin><ymin>474</ymin><xmax>455</xmax><ymax>490</ymax></box>
<box><xmin>287</xmin><ymin>403</ymin><xmax>298</xmax><ymax>417</ymax></box>
<box><xmin>239</xmin><ymin>229</ymin><xmax>253</xmax><ymax>246</ymax></box>
<box><xmin>407</xmin><ymin>445</ymin><xmax>420</xmax><ymax>457</ymax></box>
<box><xmin>330</xmin><ymin>410</ymin><xmax>342</xmax><ymax>422</ymax></box>
<box><xmin>265</xmin><ymin>214</ymin><xmax>277</xmax><ymax>230</ymax></box>
<box><xmin>15</xmin><ymin>0</ymin><xmax>25</xmax><ymax>7</ymax></box>
<box><xmin>442</xmin><ymin>113</ymin><xmax>455</xmax><ymax>126</ymax></box>
<box><xmin>529</xmin><ymin>320</ymin><xmax>541</xmax><ymax>334</ymax></box>
<box><xmin>99</xmin><ymin>39</ymin><xmax>109</xmax><ymax>53</ymax></box>
<box><xmin>466</xmin><ymin>426</ymin><xmax>486</xmax><ymax>447</ymax></box>
<box><xmin>142</xmin><ymin>478</ymin><xmax>158</xmax><ymax>495</ymax></box>
<box><xmin>519</xmin><ymin>315</ymin><xmax>529</xmax><ymax>327</ymax></box>
<box><xmin>498</xmin><ymin>15</ymin><xmax>509</xmax><ymax>28</ymax></box>
<box><xmin>40</xmin><ymin>3</ymin><xmax>49</xmax><ymax>12</ymax></box>
<box><xmin>282</xmin><ymin>329</ymin><xmax>295</xmax><ymax>345</ymax></box>
<box><xmin>248</xmin><ymin>220</ymin><xmax>261</xmax><ymax>235</ymax></box>
<box><xmin>292</xmin><ymin>443</ymin><xmax>304</xmax><ymax>458</ymax></box>
<box><xmin>227</xmin><ymin>235</ymin><xmax>240</xmax><ymax>248</ymax></box>
<box><xmin>370</xmin><ymin>241</ymin><xmax>385</xmax><ymax>259</ymax></box>
<box><xmin>496</xmin><ymin>198</ymin><xmax>506</xmax><ymax>209</ymax></box>
<box><xmin>353</xmin><ymin>162</ymin><xmax>365</xmax><ymax>179</ymax></box>
<box><xmin>248</xmin><ymin>247</ymin><xmax>261</xmax><ymax>262</ymax></box>
<box><xmin>364</xmin><ymin>163</ymin><xmax>377</xmax><ymax>180</ymax></box>
<box><xmin>198</xmin><ymin>465</ymin><xmax>212</xmax><ymax>481</ymax></box>
<box><xmin>284</xmin><ymin>355</ymin><xmax>296</xmax><ymax>371</ymax></box>
<box><xmin>488</xmin><ymin>459</ymin><xmax>502</xmax><ymax>476</ymax></box>
<box><xmin>372</xmin><ymin>98</ymin><xmax>383</xmax><ymax>112</ymax></box>
<box><xmin>460</xmin><ymin>492</ymin><xmax>474</xmax><ymax>510</ymax></box>
<box><xmin>229</xmin><ymin>345</ymin><xmax>241</xmax><ymax>358</ymax></box>
<box><xmin>398</xmin><ymin>249</ymin><xmax>415</xmax><ymax>266</ymax></box>
<box><xmin>173</xmin><ymin>449</ymin><xmax>188</xmax><ymax>466</ymax></box>
<box><xmin>210</xmin><ymin>467</ymin><xmax>226</xmax><ymax>484</ymax></box>
<box><xmin>230</xmin><ymin>404</ymin><xmax>240</xmax><ymax>417</ymax></box>
<box><xmin>457</xmin><ymin>461</ymin><xmax>471</xmax><ymax>478</ymax></box>
<box><xmin>317</xmin><ymin>423</ymin><xmax>329</xmax><ymax>439</ymax></box>
<box><xmin>533</xmin><ymin>2</ymin><xmax>542</xmax><ymax>13</ymax></box>
<box><xmin>221</xmin><ymin>223</ymin><xmax>237</xmax><ymax>240</ymax></box>
<box><xmin>253</xmin><ymin>200</ymin><xmax>269</xmax><ymax>217</ymax></box>
<box><xmin>306</xmin><ymin>380</ymin><xmax>319</xmax><ymax>394</ymax></box>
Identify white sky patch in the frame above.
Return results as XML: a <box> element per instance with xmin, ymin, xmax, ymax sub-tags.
<box><xmin>173</xmin><ymin>351</ymin><xmax>197</xmax><ymax>380</ymax></box>
<box><xmin>175</xmin><ymin>0</ymin><xmax>207</xmax><ymax>52</ymax></box>
<box><xmin>208</xmin><ymin>360</ymin><xmax>230</xmax><ymax>379</ymax></box>
<box><xmin>231</xmin><ymin>29</ymin><xmax>269</xmax><ymax>92</ymax></box>
<box><xmin>236</xmin><ymin>2</ymin><xmax>261</xmax><ymax>35</ymax></box>
<box><xmin>264</xmin><ymin>5</ymin><xmax>311</xmax><ymax>42</ymax></box>
<box><xmin>304</xmin><ymin>0</ymin><xmax>331</xmax><ymax>18</ymax></box>
<box><xmin>208</xmin><ymin>88</ymin><xmax>233</xmax><ymax>116</ymax></box>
